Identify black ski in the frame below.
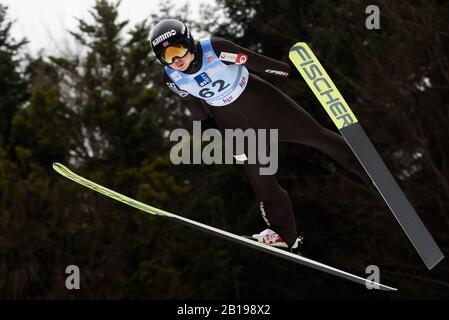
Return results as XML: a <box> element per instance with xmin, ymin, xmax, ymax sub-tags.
<box><xmin>289</xmin><ymin>42</ymin><xmax>444</xmax><ymax>269</ymax></box>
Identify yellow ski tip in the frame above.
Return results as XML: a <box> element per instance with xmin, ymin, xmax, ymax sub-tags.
<box><xmin>52</xmin><ymin>162</ymin><xmax>65</xmax><ymax>173</ymax></box>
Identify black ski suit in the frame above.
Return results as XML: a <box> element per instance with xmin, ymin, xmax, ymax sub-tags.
<box><xmin>162</xmin><ymin>37</ymin><xmax>370</xmax><ymax>246</ymax></box>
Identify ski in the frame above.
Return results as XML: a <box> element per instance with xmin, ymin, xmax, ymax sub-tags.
<box><xmin>53</xmin><ymin>163</ymin><xmax>396</xmax><ymax>291</ymax></box>
<box><xmin>289</xmin><ymin>42</ymin><xmax>444</xmax><ymax>270</ymax></box>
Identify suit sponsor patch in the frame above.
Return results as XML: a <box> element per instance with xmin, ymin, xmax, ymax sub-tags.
<box><xmin>166</xmin><ymin>82</ymin><xmax>189</xmax><ymax>97</ymax></box>
<box><xmin>236</xmin><ymin>53</ymin><xmax>248</xmax><ymax>64</ymax></box>
<box><xmin>219</xmin><ymin>52</ymin><xmax>238</xmax><ymax>63</ymax></box>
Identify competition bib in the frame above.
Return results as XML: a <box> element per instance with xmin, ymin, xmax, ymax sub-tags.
<box><xmin>165</xmin><ymin>38</ymin><xmax>249</xmax><ymax>106</ymax></box>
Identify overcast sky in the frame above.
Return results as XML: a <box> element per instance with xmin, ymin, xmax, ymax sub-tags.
<box><xmin>2</xmin><ymin>0</ymin><xmax>209</xmax><ymax>56</ymax></box>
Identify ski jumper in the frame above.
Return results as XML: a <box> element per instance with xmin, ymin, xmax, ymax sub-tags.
<box><xmin>162</xmin><ymin>37</ymin><xmax>370</xmax><ymax>247</ymax></box>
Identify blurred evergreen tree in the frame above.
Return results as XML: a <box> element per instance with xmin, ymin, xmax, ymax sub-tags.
<box><xmin>0</xmin><ymin>4</ymin><xmax>28</xmax><ymax>155</ymax></box>
<box><xmin>1</xmin><ymin>0</ymin><xmax>447</xmax><ymax>299</ymax></box>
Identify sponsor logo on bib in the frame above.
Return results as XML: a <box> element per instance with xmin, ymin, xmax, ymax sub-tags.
<box><xmin>205</xmin><ymin>51</ymin><xmax>216</xmax><ymax>62</ymax></box>
<box><xmin>171</xmin><ymin>71</ymin><xmax>182</xmax><ymax>81</ymax></box>
<box><xmin>194</xmin><ymin>72</ymin><xmax>212</xmax><ymax>87</ymax></box>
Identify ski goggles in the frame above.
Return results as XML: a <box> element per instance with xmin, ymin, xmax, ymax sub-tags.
<box><xmin>160</xmin><ymin>43</ymin><xmax>189</xmax><ymax>65</ymax></box>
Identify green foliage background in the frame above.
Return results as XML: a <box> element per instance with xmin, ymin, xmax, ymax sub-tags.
<box><xmin>0</xmin><ymin>0</ymin><xmax>448</xmax><ymax>299</ymax></box>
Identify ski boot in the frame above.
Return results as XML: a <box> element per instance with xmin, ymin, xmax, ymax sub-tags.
<box><xmin>247</xmin><ymin>228</ymin><xmax>304</xmax><ymax>255</ymax></box>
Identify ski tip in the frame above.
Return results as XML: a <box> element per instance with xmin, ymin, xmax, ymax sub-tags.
<box><xmin>52</xmin><ymin>162</ymin><xmax>63</xmax><ymax>171</ymax></box>
<box><xmin>52</xmin><ymin>162</ymin><xmax>70</xmax><ymax>176</ymax></box>
<box><xmin>289</xmin><ymin>42</ymin><xmax>309</xmax><ymax>53</ymax></box>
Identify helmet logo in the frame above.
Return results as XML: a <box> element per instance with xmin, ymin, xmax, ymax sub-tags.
<box><xmin>152</xmin><ymin>29</ymin><xmax>177</xmax><ymax>46</ymax></box>
<box><xmin>162</xmin><ymin>41</ymin><xmax>170</xmax><ymax>47</ymax></box>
